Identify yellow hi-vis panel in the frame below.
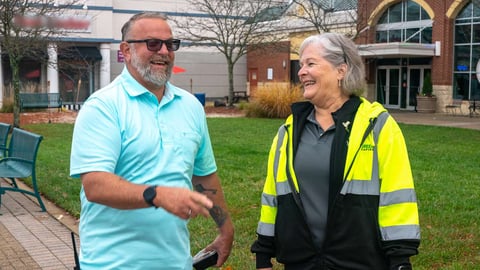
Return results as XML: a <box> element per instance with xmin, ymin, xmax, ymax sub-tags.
<box><xmin>379</xmin><ymin>202</ymin><xmax>419</xmax><ymax>227</ymax></box>
<box><xmin>260</xmin><ymin>205</ymin><xmax>277</xmax><ymax>224</ymax></box>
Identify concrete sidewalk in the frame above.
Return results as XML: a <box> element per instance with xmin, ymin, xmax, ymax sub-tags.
<box><xmin>389</xmin><ymin>109</ymin><xmax>480</xmax><ymax>130</ymax></box>
<box><xmin>0</xmin><ymin>110</ymin><xmax>478</xmax><ymax>269</ymax></box>
<box><xmin>0</xmin><ymin>178</ymin><xmax>79</xmax><ymax>270</ymax></box>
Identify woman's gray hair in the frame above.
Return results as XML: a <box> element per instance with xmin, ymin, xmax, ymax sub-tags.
<box><xmin>299</xmin><ymin>33</ymin><xmax>366</xmax><ymax>96</ymax></box>
<box><xmin>121</xmin><ymin>12</ymin><xmax>169</xmax><ymax>41</ymax></box>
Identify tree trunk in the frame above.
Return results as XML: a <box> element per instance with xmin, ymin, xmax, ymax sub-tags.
<box><xmin>9</xmin><ymin>56</ymin><xmax>21</xmax><ymax>128</ymax></box>
<box><xmin>227</xmin><ymin>61</ymin><xmax>235</xmax><ymax>107</ymax></box>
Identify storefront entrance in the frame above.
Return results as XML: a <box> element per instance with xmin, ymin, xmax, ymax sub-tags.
<box><xmin>376</xmin><ymin>63</ymin><xmax>431</xmax><ymax>111</ymax></box>
<box><xmin>377</xmin><ymin>67</ymin><xmax>400</xmax><ymax>108</ymax></box>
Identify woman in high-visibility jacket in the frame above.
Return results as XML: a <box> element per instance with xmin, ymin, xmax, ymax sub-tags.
<box><xmin>251</xmin><ymin>33</ymin><xmax>420</xmax><ymax>270</ymax></box>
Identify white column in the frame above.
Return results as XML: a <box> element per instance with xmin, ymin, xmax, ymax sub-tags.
<box><xmin>0</xmin><ymin>47</ymin><xmax>3</xmax><ymax>108</ymax></box>
<box><xmin>99</xmin><ymin>43</ymin><xmax>111</xmax><ymax>89</ymax></box>
<box><xmin>47</xmin><ymin>43</ymin><xmax>59</xmax><ymax>94</ymax></box>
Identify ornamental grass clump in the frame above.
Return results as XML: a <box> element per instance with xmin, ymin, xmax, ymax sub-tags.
<box><xmin>246</xmin><ymin>83</ymin><xmax>304</xmax><ymax>118</ymax></box>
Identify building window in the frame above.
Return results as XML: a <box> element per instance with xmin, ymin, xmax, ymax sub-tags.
<box><xmin>453</xmin><ymin>0</ymin><xmax>480</xmax><ymax>100</ymax></box>
<box><xmin>376</xmin><ymin>0</ymin><xmax>432</xmax><ymax>44</ymax></box>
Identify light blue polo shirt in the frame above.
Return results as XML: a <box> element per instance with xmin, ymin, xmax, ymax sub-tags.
<box><xmin>70</xmin><ymin>67</ymin><xmax>217</xmax><ymax>270</ymax></box>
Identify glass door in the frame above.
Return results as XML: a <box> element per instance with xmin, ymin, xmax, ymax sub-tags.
<box><xmin>408</xmin><ymin>67</ymin><xmax>431</xmax><ymax>110</ymax></box>
<box><xmin>377</xmin><ymin>67</ymin><xmax>401</xmax><ymax>108</ymax></box>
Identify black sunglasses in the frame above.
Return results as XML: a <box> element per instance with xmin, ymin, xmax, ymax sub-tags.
<box><xmin>126</xmin><ymin>39</ymin><xmax>181</xmax><ymax>52</ymax></box>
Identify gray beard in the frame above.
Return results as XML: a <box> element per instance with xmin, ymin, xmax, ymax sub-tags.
<box><xmin>130</xmin><ymin>48</ymin><xmax>172</xmax><ymax>87</ymax></box>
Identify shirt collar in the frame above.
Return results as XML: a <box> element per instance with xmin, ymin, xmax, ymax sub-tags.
<box><xmin>119</xmin><ymin>67</ymin><xmax>180</xmax><ymax>102</ymax></box>
<box><xmin>306</xmin><ymin>108</ymin><xmax>336</xmax><ymax>132</ymax></box>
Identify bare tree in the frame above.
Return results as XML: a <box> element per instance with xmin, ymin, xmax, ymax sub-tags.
<box><xmin>290</xmin><ymin>0</ymin><xmax>358</xmax><ymax>37</ymax></box>
<box><xmin>57</xmin><ymin>46</ymin><xmax>100</xmax><ymax>107</ymax></box>
<box><xmin>173</xmin><ymin>0</ymin><xmax>289</xmax><ymax>106</ymax></box>
<box><xmin>0</xmin><ymin>0</ymin><xmax>80</xmax><ymax>127</ymax></box>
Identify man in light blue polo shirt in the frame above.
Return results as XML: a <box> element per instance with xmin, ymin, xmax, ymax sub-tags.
<box><xmin>70</xmin><ymin>12</ymin><xmax>234</xmax><ymax>270</ymax></box>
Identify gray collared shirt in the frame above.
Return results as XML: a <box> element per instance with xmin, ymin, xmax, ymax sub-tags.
<box><xmin>294</xmin><ymin>110</ymin><xmax>335</xmax><ymax>250</ymax></box>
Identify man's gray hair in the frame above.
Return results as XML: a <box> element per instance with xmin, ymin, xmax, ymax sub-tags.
<box><xmin>121</xmin><ymin>12</ymin><xmax>168</xmax><ymax>41</ymax></box>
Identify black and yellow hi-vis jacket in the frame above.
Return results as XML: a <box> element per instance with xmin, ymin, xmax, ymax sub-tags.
<box><xmin>251</xmin><ymin>97</ymin><xmax>420</xmax><ymax>269</ymax></box>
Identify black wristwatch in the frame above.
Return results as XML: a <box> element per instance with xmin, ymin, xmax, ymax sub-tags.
<box><xmin>143</xmin><ymin>185</ymin><xmax>157</xmax><ymax>208</ymax></box>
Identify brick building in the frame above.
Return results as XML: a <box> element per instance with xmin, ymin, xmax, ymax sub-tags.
<box><xmin>247</xmin><ymin>41</ymin><xmax>292</xmax><ymax>94</ymax></box>
<box><xmin>248</xmin><ymin>0</ymin><xmax>479</xmax><ymax>114</ymax></box>
<box><xmin>246</xmin><ymin>0</ymin><xmax>357</xmax><ymax>96</ymax></box>
<box><xmin>356</xmin><ymin>0</ymin><xmax>480</xmax><ymax>113</ymax></box>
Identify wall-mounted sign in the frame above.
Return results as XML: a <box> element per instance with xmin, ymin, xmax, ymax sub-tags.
<box><xmin>13</xmin><ymin>15</ymin><xmax>91</xmax><ymax>32</ymax></box>
<box><xmin>117</xmin><ymin>51</ymin><xmax>124</xmax><ymax>63</ymax></box>
<box><xmin>267</xmin><ymin>68</ymin><xmax>273</xmax><ymax>80</ymax></box>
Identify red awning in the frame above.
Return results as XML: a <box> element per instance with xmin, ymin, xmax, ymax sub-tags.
<box><xmin>25</xmin><ymin>69</ymin><xmax>40</xmax><ymax>78</ymax></box>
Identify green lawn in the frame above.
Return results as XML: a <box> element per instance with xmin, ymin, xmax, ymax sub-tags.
<box><xmin>22</xmin><ymin>118</ymin><xmax>480</xmax><ymax>269</ymax></box>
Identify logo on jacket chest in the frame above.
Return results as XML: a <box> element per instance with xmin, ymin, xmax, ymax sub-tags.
<box><xmin>360</xmin><ymin>144</ymin><xmax>374</xmax><ymax>151</ymax></box>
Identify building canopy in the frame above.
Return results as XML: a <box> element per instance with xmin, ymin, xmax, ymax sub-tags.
<box><xmin>59</xmin><ymin>47</ymin><xmax>102</xmax><ymax>61</ymax></box>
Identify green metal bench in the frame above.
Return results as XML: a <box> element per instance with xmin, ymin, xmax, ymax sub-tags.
<box><xmin>19</xmin><ymin>92</ymin><xmax>63</xmax><ymax>111</ymax></box>
<box><xmin>0</xmin><ymin>128</ymin><xmax>45</xmax><ymax>211</ymax></box>
<box><xmin>0</xmin><ymin>122</ymin><xmax>11</xmax><ymax>158</ymax></box>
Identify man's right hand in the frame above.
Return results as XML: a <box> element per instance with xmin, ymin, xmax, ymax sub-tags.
<box><xmin>155</xmin><ymin>186</ymin><xmax>212</xmax><ymax>219</ymax></box>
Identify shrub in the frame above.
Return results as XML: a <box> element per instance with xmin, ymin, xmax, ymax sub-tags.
<box><xmin>422</xmin><ymin>73</ymin><xmax>433</xmax><ymax>96</ymax></box>
<box><xmin>1</xmin><ymin>102</ymin><xmax>14</xmax><ymax>113</ymax></box>
<box><xmin>245</xmin><ymin>83</ymin><xmax>304</xmax><ymax>118</ymax></box>
<box><xmin>0</xmin><ymin>91</ymin><xmax>14</xmax><ymax>113</ymax></box>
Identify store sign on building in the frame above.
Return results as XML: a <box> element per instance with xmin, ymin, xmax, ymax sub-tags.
<box><xmin>117</xmin><ymin>51</ymin><xmax>124</xmax><ymax>63</ymax></box>
<box><xmin>13</xmin><ymin>15</ymin><xmax>91</xmax><ymax>32</ymax></box>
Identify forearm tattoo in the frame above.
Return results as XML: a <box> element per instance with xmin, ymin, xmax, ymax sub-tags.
<box><xmin>194</xmin><ymin>184</ymin><xmax>217</xmax><ymax>195</ymax></box>
<box><xmin>209</xmin><ymin>205</ymin><xmax>228</xmax><ymax>227</ymax></box>
<box><xmin>195</xmin><ymin>184</ymin><xmax>227</xmax><ymax>227</ymax></box>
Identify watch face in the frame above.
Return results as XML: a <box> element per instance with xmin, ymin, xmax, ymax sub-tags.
<box><xmin>144</xmin><ymin>186</ymin><xmax>157</xmax><ymax>206</ymax></box>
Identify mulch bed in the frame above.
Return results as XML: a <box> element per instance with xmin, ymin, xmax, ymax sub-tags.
<box><xmin>204</xmin><ymin>105</ymin><xmax>244</xmax><ymax>116</ymax></box>
<box><xmin>0</xmin><ymin>111</ymin><xmax>78</xmax><ymax>125</ymax></box>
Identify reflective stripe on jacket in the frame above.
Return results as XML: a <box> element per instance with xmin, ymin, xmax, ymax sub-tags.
<box><xmin>255</xmin><ymin>97</ymin><xmax>420</xmax><ymax>269</ymax></box>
